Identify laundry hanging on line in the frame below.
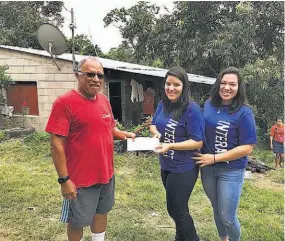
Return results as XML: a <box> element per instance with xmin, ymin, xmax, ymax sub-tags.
<box><xmin>130</xmin><ymin>79</ymin><xmax>144</xmax><ymax>103</ymax></box>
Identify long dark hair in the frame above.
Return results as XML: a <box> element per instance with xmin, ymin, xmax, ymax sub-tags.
<box><xmin>162</xmin><ymin>66</ymin><xmax>191</xmax><ymax>120</ymax></box>
<box><xmin>210</xmin><ymin>67</ymin><xmax>246</xmax><ymax>113</ymax></box>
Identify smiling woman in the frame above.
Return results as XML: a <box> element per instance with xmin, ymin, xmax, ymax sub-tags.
<box><xmin>164</xmin><ymin>75</ymin><xmax>183</xmax><ymax>103</ymax></box>
<box><xmin>149</xmin><ymin>66</ymin><xmax>205</xmax><ymax>241</ymax></box>
<box><xmin>195</xmin><ymin>67</ymin><xmax>257</xmax><ymax>241</ymax></box>
<box><xmin>219</xmin><ymin>73</ymin><xmax>239</xmax><ymax>105</ymax></box>
<box><xmin>209</xmin><ymin>67</ymin><xmax>246</xmax><ymax>114</ymax></box>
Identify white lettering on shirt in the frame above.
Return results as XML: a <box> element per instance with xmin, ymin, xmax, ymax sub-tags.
<box><xmin>163</xmin><ymin>119</ymin><xmax>178</xmax><ymax>159</ymax></box>
<box><xmin>102</xmin><ymin>114</ymin><xmax>111</xmax><ymax>119</ymax></box>
<box><xmin>215</xmin><ymin>121</ymin><xmax>230</xmax><ymax>153</ymax></box>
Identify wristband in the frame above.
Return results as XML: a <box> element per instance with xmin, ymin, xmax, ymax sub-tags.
<box><xmin>213</xmin><ymin>154</ymin><xmax>216</xmax><ymax>163</ymax></box>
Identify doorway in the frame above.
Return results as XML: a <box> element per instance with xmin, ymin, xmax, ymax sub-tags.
<box><xmin>109</xmin><ymin>82</ymin><xmax>122</xmax><ymax>122</ymax></box>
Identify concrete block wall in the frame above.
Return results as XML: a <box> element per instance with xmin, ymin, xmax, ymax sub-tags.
<box><xmin>0</xmin><ymin>48</ymin><xmax>77</xmax><ymax>131</ymax></box>
<box><xmin>0</xmin><ymin>48</ymin><xmax>109</xmax><ymax>131</ymax></box>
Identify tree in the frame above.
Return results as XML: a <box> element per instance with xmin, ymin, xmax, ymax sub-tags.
<box><xmin>0</xmin><ymin>1</ymin><xmax>64</xmax><ymax>49</ymax></box>
<box><xmin>0</xmin><ymin>65</ymin><xmax>14</xmax><ymax>107</ymax></box>
<box><xmin>0</xmin><ymin>65</ymin><xmax>14</xmax><ymax>129</ymax></box>
<box><xmin>241</xmin><ymin>56</ymin><xmax>284</xmax><ymax>134</ymax></box>
<box><xmin>66</xmin><ymin>34</ymin><xmax>103</xmax><ymax>57</ymax></box>
<box><xmin>105</xmin><ymin>41</ymin><xmax>164</xmax><ymax>67</ymax></box>
<box><xmin>104</xmin><ymin>1</ymin><xmax>284</xmax><ymax>73</ymax></box>
<box><xmin>105</xmin><ymin>41</ymin><xmax>136</xmax><ymax>63</ymax></box>
<box><xmin>104</xmin><ymin>2</ymin><xmax>172</xmax><ymax>66</ymax></box>
<box><xmin>104</xmin><ymin>1</ymin><xmax>284</xmax><ymax>133</ymax></box>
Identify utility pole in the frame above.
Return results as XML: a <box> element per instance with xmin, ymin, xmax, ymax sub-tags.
<box><xmin>69</xmin><ymin>8</ymin><xmax>76</xmax><ymax>72</ymax></box>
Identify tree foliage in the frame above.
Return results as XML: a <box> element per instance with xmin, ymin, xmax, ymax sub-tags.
<box><xmin>0</xmin><ymin>65</ymin><xmax>14</xmax><ymax>107</ymax></box>
<box><xmin>241</xmin><ymin>56</ymin><xmax>284</xmax><ymax>132</ymax></box>
<box><xmin>104</xmin><ymin>2</ymin><xmax>177</xmax><ymax>67</ymax></box>
<box><xmin>105</xmin><ymin>41</ymin><xmax>136</xmax><ymax>63</ymax></box>
<box><xmin>0</xmin><ymin>1</ymin><xmax>64</xmax><ymax>49</ymax></box>
<box><xmin>66</xmin><ymin>34</ymin><xmax>103</xmax><ymax>57</ymax></box>
<box><xmin>104</xmin><ymin>1</ymin><xmax>284</xmax><ymax>132</ymax></box>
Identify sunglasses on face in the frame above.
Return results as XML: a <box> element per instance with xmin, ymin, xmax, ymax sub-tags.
<box><xmin>78</xmin><ymin>71</ymin><xmax>105</xmax><ymax>79</ymax></box>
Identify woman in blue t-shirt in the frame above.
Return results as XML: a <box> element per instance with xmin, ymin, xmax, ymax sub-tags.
<box><xmin>150</xmin><ymin>66</ymin><xmax>205</xmax><ymax>241</ymax></box>
<box><xmin>193</xmin><ymin>67</ymin><xmax>257</xmax><ymax>241</ymax></box>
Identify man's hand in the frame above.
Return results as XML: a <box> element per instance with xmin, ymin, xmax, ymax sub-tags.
<box><xmin>126</xmin><ymin>132</ymin><xmax>136</xmax><ymax>141</ymax></box>
<box><xmin>112</xmin><ymin>127</ymin><xmax>136</xmax><ymax>140</ymax></box>
<box><xmin>61</xmin><ymin>179</ymin><xmax>77</xmax><ymax>200</ymax></box>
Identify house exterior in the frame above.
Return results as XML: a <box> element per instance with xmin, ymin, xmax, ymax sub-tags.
<box><xmin>0</xmin><ymin>45</ymin><xmax>215</xmax><ymax>131</ymax></box>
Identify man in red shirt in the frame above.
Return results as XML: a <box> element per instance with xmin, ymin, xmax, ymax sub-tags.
<box><xmin>270</xmin><ymin>117</ymin><xmax>284</xmax><ymax>168</ymax></box>
<box><xmin>46</xmin><ymin>57</ymin><xmax>135</xmax><ymax>241</ymax></box>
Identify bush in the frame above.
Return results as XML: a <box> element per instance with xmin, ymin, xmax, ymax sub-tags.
<box><xmin>116</xmin><ymin>118</ymin><xmax>152</xmax><ymax>137</ymax></box>
<box><xmin>115</xmin><ymin>120</ymin><xmax>126</xmax><ymax>131</ymax></box>
<box><xmin>22</xmin><ymin>132</ymin><xmax>51</xmax><ymax>158</ymax></box>
<box><xmin>130</xmin><ymin>117</ymin><xmax>152</xmax><ymax>137</ymax></box>
<box><xmin>0</xmin><ymin>130</ymin><xmax>6</xmax><ymax>141</ymax></box>
<box><xmin>23</xmin><ymin>132</ymin><xmax>50</xmax><ymax>143</ymax></box>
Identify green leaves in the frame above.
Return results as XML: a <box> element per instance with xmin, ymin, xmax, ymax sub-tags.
<box><xmin>66</xmin><ymin>34</ymin><xmax>103</xmax><ymax>57</ymax></box>
<box><xmin>103</xmin><ymin>1</ymin><xmax>284</xmax><ymax>133</ymax></box>
<box><xmin>0</xmin><ymin>65</ymin><xmax>14</xmax><ymax>107</ymax></box>
<box><xmin>241</xmin><ymin>56</ymin><xmax>284</xmax><ymax>131</ymax></box>
<box><xmin>0</xmin><ymin>1</ymin><xmax>64</xmax><ymax>49</ymax></box>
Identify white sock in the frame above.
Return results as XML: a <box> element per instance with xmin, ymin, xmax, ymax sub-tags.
<box><xmin>91</xmin><ymin>231</ymin><xmax>105</xmax><ymax>241</ymax></box>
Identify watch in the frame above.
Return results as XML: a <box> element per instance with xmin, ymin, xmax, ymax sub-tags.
<box><xmin>58</xmin><ymin>175</ymin><xmax>70</xmax><ymax>184</ymax></box>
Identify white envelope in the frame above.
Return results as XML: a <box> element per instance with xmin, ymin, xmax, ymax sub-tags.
<box><xmin>127</xmin><ymin>137</ymin><xmax>160</xmax><ymax>151</ymax></box>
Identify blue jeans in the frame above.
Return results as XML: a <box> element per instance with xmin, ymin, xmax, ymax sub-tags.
<box><xmin>201</xmin><ymin>166</ymin><xmax>245</xmax><ymax>241</ymax></box>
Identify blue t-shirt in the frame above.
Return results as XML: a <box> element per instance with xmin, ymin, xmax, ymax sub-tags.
<box><xmin>201</xmin><ymin>99</ymin><xmax>257</xmax><ymax>169</ymax></box>
<box><xmin>151</xmin><ymin>101</ymin><xmax>205</xmax><ymax>173</ymax></box>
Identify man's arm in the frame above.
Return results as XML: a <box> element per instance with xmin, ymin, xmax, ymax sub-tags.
<box><xmin>269</xmin><ymin>126</ymin><xmax>274</xmax><ymax>149</ymax></box>
<box><xmin>112</xmin><ymin>127</ymin><xmax>136</xmax><ymax>140</ymax></box>
<box><xmin>270</xmin><ymin>135</ymin><xmax>274</xmax><ymax>149</ymax></box>
<box><xmin>50</xmin><ymin>133</ymin><xmax>77</xmax><ymax>200</ymax></box>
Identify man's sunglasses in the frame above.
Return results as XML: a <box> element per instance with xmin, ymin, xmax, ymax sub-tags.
<box><xmin>78</xmin><ymin>71</ymin><xmax>105</xmax><ymax>79</ymax></box>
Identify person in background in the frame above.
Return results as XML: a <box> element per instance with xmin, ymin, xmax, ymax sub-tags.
<box><xmin>150</xmin><ymin>66</ymin><xmax>205</xmax><ymax>241</ymax></box>
<box><xmin>45</xmin><ymin>57</ymin><xmax>135</xmax><ymax>241</ymax></box>
<box><xmin>269</xmin><ymin>117</ymin><xmax>284</xmax><ymax>168</ymax></box>
<box><xmin>193</xmin><ymin>67</ymin><xmax>257</xmax><ymax>241</ymax></box>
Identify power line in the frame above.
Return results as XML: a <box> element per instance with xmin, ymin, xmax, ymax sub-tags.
<box><xmin>62</xmin><ymin>5</ymin><xmax>72</xmax><ymax>24</ymax></box>
<box><xmin>62</xmin><ymin>5</ymin><xmax>71</xmax><ymax>13</ymax></box>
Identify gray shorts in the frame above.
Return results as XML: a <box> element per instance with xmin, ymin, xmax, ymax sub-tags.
<box><xmin>59</xmin><ymin>176</ymin><xmax>115</xmax><ymax>227</ymax></box>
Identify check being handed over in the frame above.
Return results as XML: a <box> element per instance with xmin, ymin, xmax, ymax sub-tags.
<box><xmin>127</xmin><ymin>137</ymin><xmax>160</xmax><ymax>152</ymax></box>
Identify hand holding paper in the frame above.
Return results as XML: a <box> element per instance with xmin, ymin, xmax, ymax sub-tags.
<box><xmin>154</xmin><ymin>143</ymin><xmax>171</xmax><ymax>154</ymax></box>
<box><xmin>127</xmin><ymin>137</ymin><xmax>160</xmax><ymax>152</ymax></box>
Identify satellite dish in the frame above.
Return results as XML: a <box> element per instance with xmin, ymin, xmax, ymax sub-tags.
<box><xmin>37</xmin><ymin>23</ymin><xmax>67</xmax><ymax>70</ymax></box>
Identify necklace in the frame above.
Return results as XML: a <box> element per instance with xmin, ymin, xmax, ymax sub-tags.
<box><xmin>217</xmin><ymin>106</ymin><xmax>227</xmax><ymax>113</ymax></box>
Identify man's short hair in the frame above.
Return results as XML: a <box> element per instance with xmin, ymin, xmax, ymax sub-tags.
<box><xmin>77</xmin><ymin>57</ymin><xmax>103</xmax><ymax>71</ymax></box>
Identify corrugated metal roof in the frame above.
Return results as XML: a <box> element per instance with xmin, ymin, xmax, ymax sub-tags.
<box><xmin>0</xmin><ymin>45</ymin><xmax>215</xmax><ymax>84</ymax></box>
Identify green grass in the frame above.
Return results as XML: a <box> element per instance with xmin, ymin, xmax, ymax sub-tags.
<box><xmin>0</xmin><ymin>133</ymin><xmax>283</xmax><ymax>241</ymax></box>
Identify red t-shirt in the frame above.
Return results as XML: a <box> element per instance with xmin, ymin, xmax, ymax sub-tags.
<box><xmin>270</xmin><ymin>124</ymin><xmax>284</xmax><ymax>143</ymax></box>
<box><xmin>45</xmin><ymin>90</ymin><xmax>116</xmax><ymax>188</ymax></box>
